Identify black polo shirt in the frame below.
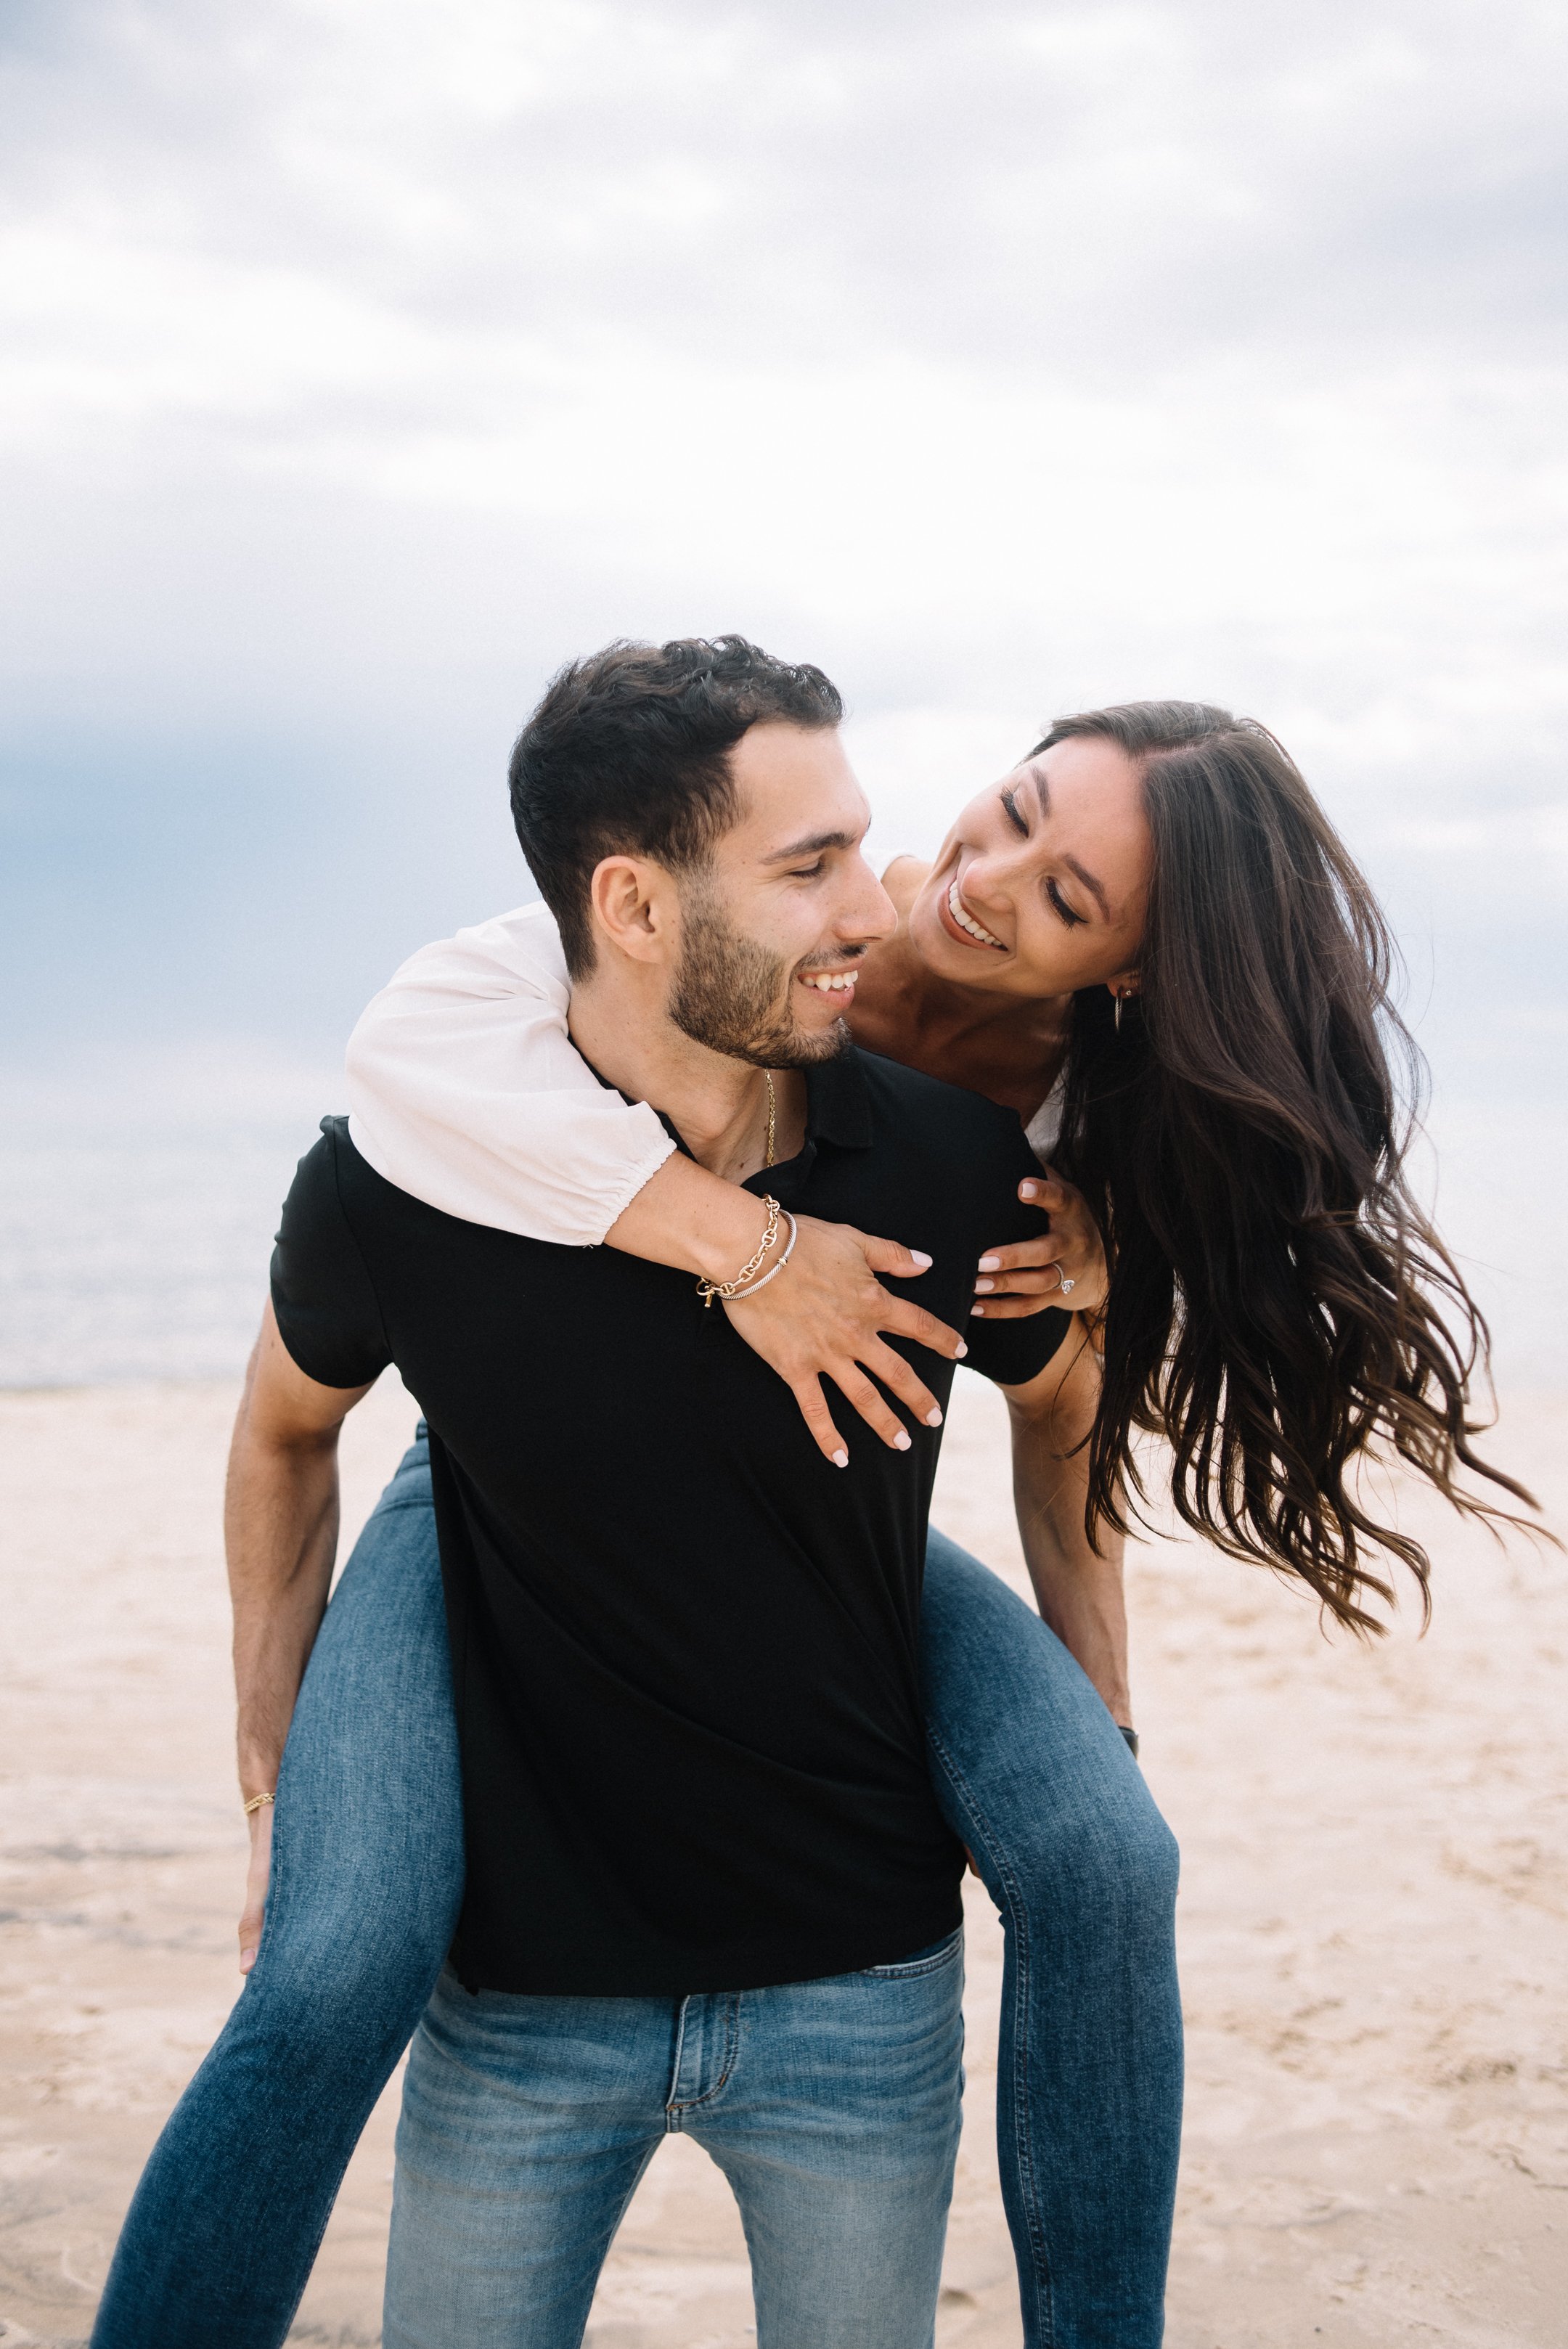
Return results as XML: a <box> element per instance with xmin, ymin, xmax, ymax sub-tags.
<box><xmin>271</xmin><ymin>1047</ymin><xmax>1067</xmax><ymax>1996</ymax></box>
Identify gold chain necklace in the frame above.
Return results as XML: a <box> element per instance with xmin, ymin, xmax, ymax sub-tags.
<box><xmin>763</xmin><ymin>1071</ymin><xmax>776</xmax><ymax>1169</ymax></box>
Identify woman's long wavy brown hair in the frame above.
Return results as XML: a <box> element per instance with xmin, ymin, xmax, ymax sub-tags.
<box><xmin>1045</xmin><ymin>700</ymin><xmax>1535</xmax><ymax>1631</ymax></box>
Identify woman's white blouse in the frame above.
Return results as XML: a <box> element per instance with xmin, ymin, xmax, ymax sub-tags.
<box><xmin>345</xmin><ymin>902</ymin><xmax>677</xmax><ymax>1247</ymax></box>
<box><xmin>346</xmin><ymin>901</ymin><xmax>1067</xmax><ymax>1246</ymax></box>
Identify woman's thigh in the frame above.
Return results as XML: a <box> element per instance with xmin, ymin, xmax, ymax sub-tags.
<box><xmin>917</xmin><ymin>1525</ymin><xmax>1174</xmax><ymax>1899</ymax></box>
<box><xmin>253</xmin><ymin>1433</ymin><xmax>464</xmax><ymax>2016</ymax></box>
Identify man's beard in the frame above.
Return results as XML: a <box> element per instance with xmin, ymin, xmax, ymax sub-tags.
<box><xmin>669</xmin><ymin>885</ymin><xmax>854</xmax><ymax>1069</ymax></box>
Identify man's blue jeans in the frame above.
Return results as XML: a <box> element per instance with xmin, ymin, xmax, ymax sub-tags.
<box><xmin>385</xmin><ymin>1940</ymin><xmax>966</xmax><ymax>2348</ymax></box>
<box><xmin>91</xmin><ymin>1432</ymin><xmax>1182</xmax><ymax>2349</ymax></box>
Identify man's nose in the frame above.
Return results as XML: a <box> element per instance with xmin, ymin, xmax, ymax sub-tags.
<box><xmin>836</xmin><ymin>855</ymin><xmax>897</xmax><ymax>944</ymax></box>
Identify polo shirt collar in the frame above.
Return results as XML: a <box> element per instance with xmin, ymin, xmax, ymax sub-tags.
<box><xmin>590</xmin><ymin>1041</ymin><xmax>874</xmax><ymax>1174</ymax></box>
<box><xmin>801</xmin><ymin>1047</ymin><xmax>874</xmax><ymax>1151</ymax></box>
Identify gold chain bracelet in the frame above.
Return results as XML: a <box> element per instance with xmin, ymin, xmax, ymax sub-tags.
<box><xmin>242</xmin><ymin>1791</ymin><xmax>276</xmax><ymax>1816</ymax></box>
<box><xmin>696</xmin><ymin>1196</ymin><xmax>781</xmax><ymax>1308</ymax></box>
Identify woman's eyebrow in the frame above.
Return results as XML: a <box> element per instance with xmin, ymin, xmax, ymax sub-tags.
<box><xmin>1063</xmin><ymin>854</ymin><xmax>1110</xmax><ymax>917</ymax></box>
<box><xmin>1028</xmin><ymin>766</ymin><xmax>1109</xmax><ymax>915</ymax></box>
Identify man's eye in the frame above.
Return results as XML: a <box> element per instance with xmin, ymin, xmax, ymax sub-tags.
<box><xmin>1001</xmin><ymin>788</ymin><xmax>1028</xmax><ymax>837</ymax></box>
<box><xmin>791</xmin><ymin>862</ymin><xmax>826</xmax><ymax>879</ymax></box>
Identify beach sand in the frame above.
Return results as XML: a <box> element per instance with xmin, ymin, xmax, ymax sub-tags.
<box><xmin>1</xmin><ymin>1368</ymin><xmax>1564</xmax><ymax>2347</ymax></box>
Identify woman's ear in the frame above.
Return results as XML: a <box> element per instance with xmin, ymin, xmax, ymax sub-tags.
<box><xmin>1106</xmin><ymin>971</ymin><xmax>1140</xmax><ymax>1002</ymax></box>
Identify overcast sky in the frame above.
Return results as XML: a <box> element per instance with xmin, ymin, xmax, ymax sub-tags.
<box><xmin>2</xmin><ymin>0</ymin><xmax>1565</xmax><ymax>1362</ymax></box>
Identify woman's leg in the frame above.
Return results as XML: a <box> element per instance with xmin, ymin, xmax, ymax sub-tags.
<box><xmin>919</xmin><ymin>1529</ymin><xmax>1182</xmax><ymax>2349</ymax></box>
<box><xmin>91</xmin><ymin>1432</ymin><xmax>462</xmax><ymax>2349</ymax></box>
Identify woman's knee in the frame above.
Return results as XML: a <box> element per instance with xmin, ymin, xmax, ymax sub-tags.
<box><xmin>1000</xmin><ymin>1770</ymin><xmax>1180</xmax><ymax>1948</ymax></box>
<box><xmin>243</xmin><ymin>1904</ymin><xmax>449</xmax><ymax>2072</ymax></box>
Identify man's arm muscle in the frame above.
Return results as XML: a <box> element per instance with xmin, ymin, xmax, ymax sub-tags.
<box><xmin>226</xmin><ymin>1299</ymin><xmax>372</xmax><ymax>1968</ymax></box>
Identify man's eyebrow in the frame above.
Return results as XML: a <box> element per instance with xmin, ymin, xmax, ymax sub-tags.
<box><xmin>762</xmin><ymin>828</ymin><xmax>862</xmax><ymax>863</ymax></box>
<box><xmin>1028</xmin><ymin>763</ymin><xmax>1109</xmax><ymax>918</ymax></box>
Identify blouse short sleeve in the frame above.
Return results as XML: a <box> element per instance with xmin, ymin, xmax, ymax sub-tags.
<box><xmin>344</xmin><ymin>903</ymin><xmax>677</xmax><ymax>1246</ymax></box>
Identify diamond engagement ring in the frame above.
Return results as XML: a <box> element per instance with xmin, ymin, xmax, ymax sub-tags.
<box><xmin>1059</xmin><ymin>1275</ymin><xmax>1076</xmax><ymax>1294</ymax></box>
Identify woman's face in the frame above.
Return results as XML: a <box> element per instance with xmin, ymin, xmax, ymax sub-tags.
<box><xmin>907</xmin><ymin>732</ymin><xmax>1151</xmax><ymax>1001</ymax></box>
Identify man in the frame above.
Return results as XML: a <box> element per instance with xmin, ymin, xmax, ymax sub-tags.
<box><xmin>247</xmin><ymin>638</ymin><xmax>1090</xmax><ymax>2341</ymax></box>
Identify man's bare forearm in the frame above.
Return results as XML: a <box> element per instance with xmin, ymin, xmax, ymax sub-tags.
<box><xmin>1005</xmin><ymin>1327</ymin><xmax>1132</xmax><ymax>1725</ymax></box>
<box><xmin>225</xmin><ymin>1331</ymin><xmax>349</xmax><ymax>1795</ymax></box>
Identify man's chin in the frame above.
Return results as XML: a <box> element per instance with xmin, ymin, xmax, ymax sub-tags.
<box><xmin>738</xmin><ymin>1014</ymin><xmax>852</xmax><ymax>1071</ymax></box>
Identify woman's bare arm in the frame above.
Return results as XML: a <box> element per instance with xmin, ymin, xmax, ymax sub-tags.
<box><xmin>608</xmin><ymin>1153</ymin><xmax>971</xmax><ymax>1463</ymax></box>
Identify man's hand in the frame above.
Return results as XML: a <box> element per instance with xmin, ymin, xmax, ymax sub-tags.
<box><xmin>226</xmin><ymin>1301</ymin><xmax>371</xmax><ymax>1971</ymax></box>
<box><xmin>972</xmin><ymin>1170</ymin><xmax>1108</xmax><ymax>1321</ymax></box>
<box><xmin>724</xmin><ymin>1214</ymin><xmax>968</xmax><ymax>1465</ymax></box>
<box><xmin>239</xmin><ymin>1800</ymin><xmax>273</xmax><ymax>1974</ymax></box>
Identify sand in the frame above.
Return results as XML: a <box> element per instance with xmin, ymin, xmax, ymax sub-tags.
<box><xmin>1</xmin><ymin>1368</ymin><xmax>1564</xmax><ymax>2347</ymax></box>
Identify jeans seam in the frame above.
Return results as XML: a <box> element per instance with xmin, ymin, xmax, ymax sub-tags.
<box><xmin>926</xmin><ymin>1720</ymin><xmax>1056</xmax><ymax>2349</ymax></box>
<box><xmin>860</xmin><ymin>1927</ymin><xmax>965</xmax><ymax>1978</ymax></box>
<box><xmin>666</xmin><ymin>1994</ymin><xmax>740</xmax><ymax>2120</ymax></box>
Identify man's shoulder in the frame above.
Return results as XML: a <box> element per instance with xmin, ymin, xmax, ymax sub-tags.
<box><xmin>305</xmin><ymin>1114</ymin><xmax>583</xmax><ymax>1265</ymax></box>
<box><xmin>298</xmin><ymin>1114</ymin><xmax>436</xmax><ymax>1225</ymax></box>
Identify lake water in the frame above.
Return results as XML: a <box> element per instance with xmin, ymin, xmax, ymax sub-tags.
<box><xmin>1</xmin><ymin>1050</ymin><xmax>1561</xmax><ymax>1392</ymax></box>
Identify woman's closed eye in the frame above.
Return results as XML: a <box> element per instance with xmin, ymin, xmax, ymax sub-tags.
<box><xmin>1003</xmin><ymin>788</ymin><xmax>1086</xmax><ymax>926</ymax></box>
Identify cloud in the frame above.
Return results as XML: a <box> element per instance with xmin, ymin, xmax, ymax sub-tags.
<box><xmin>1</xmin><ymin>0</ymin><xmax>1564</xmax><ymax>1057</ymax></box>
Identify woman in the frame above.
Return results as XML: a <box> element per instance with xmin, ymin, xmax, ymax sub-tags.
<box><xmin>92</xmin><ymin>687</ymin><xmax>1524</xmax><ymax>2349</ymax></box>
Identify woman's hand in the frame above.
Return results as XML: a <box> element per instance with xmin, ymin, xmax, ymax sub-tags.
<box><xmin>971</xmin><ymin>1170</ymin><xmax>1108</xmax><ymax>1320</ymax></box>
<box><xmin>724</xmin><ymin>1214</ymin><xmax>968</xmax><ymax>1466</ymax></box>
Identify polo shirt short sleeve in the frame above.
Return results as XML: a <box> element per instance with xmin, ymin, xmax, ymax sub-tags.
<box><xmin>271</xmin><ymin>1125</ymin><xmax>393</xmax><ymax>1391</ymax></box>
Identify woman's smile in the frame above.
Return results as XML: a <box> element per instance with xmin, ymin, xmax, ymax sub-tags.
<box><xmin>939</xmin><ymin>872</ymin><xmax>1008</xmax><ymax>953</ymax></box>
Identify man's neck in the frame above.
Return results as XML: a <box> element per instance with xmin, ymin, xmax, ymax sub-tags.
<box><xmin>568</xmin><ymin>963</ymin><xmax>801</xmax><ymax>1182</ymax></box>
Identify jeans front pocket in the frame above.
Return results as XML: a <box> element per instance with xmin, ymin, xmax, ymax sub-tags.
<box><xmin>859</xmin><ymin>1926</ymin><xmax>964</xmax><ymax>1980</ymax></box>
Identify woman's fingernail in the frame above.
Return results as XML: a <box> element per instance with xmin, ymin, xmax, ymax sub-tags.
<box><xmin>832</xmin><ymin>1448</ymin><xmax>849</xmax><ymax>1468</ymax></box>
<box><xmin>976</xmin><ymin>1254</ymin><xmax>1001</xmax><ymax>1272</ymax></box>
<box><xmin>1020</xmin><ymin>1181</ymin><xmax>1039</xmax><ymax>1198</ymax></box>
<box><xmin>955</xmin><ymin>1339</ymin><xmax>968</xmax><ymax>1357</ymax></box>
<box><xmin>910</xmin><ymin>1250</ymin><xmax>933</xmax><ymax>1268</ymax></box>
<box><xmin>975</xmin><ymin>1278</ymin><xmax>994</xmax><ymax>1294</ymax></box>
<box><xmin>926</xmin><ymin>1407</ymin><xmax>944</xmax><ymax>1426</ymax></box>
<box><xmin>972</xmin><ymin>1303</ymin><xmax>986</xmax><ymax>1316</ymax></box>
<box><xmin>240</xmin><ymin>1950</ymin><xmax>256</xmax><ymax>1972</ymax></box>
<box><xmin>894</xmin><ymin>1431</ymin><xmax>912</xmax><ymax>1451</ymax></box>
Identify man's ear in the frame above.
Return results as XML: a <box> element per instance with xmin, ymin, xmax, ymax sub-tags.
<box><xmin>587</xmin><ymin>855</ymin><xmax>679</xmax><ymax>964</ymax></box>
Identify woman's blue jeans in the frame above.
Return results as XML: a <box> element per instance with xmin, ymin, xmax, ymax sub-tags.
<box><xmin>91</xmin><ymin>1433</ymin><xmax>1182</xmax><ymax>2349</ymax></box>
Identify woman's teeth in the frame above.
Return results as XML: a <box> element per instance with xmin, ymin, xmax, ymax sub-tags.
<box><xmin>802</xmin><ymin>971</ymin><xmax>857</xmax><ymax>992</ymax></box>
<box><xmin>948</xmin><ymin>878</ymin><xmax>1005</xmax><ymax>949</ymax></box>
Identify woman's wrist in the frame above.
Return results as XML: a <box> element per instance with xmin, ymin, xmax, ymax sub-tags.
<box><xmin>605</xmin><ymin>1153</ymin><xmax>773</xmax><ymax>1283</ymax></box>
<box><xmin>690</xmin><ymin>1190</ymin><xmax>777</xmax><ymax>1287</ymax></box>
